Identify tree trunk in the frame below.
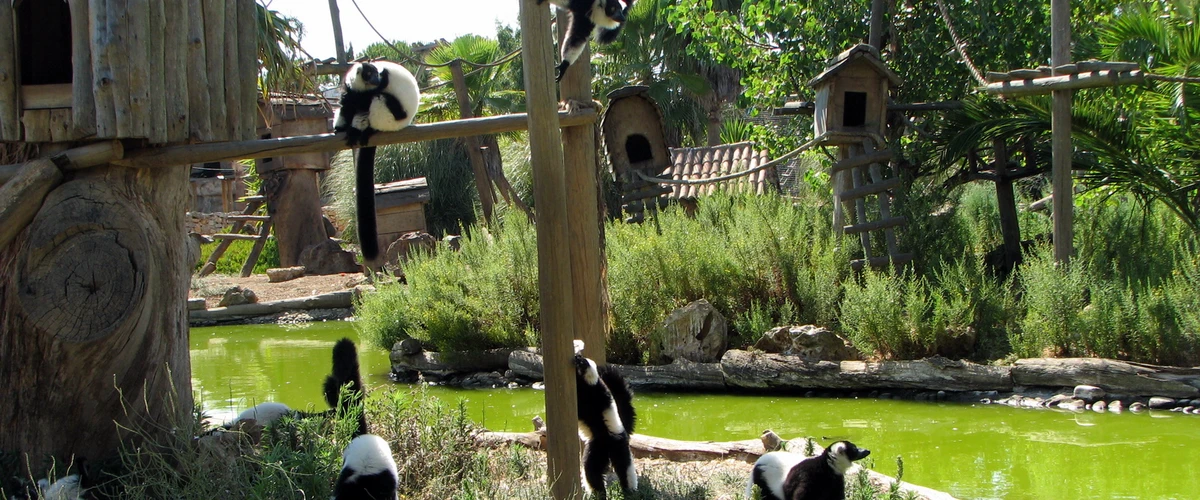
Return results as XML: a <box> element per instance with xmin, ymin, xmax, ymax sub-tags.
<box><xmin>0</xmin><ymin>162</ymin><xmax>192</xmax><ymax>474</ymax></box>
<box><xmin>261</xmin><ymin>167</ymin><xmax>328</xmax><ymax>268</ymax></box>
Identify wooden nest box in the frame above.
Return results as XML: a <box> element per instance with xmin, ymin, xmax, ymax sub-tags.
<box><xmin>374</xmin><ymin>178</ymin><xmax>431</xmax><ymax>250</ymax></box>
<box><xmin>808</xmin><ymin>44</ymin><xmax>901</xmax><ymax>143</ymax></box>
<box><xmin>0</xmin><ymin>0</ymin><xmax>259</xmax><ymax>144</ymax></box>
<box><xmin>601</xmin><ymin>86</ymin><xmax>673</xmax><ymax>223</ymax></box>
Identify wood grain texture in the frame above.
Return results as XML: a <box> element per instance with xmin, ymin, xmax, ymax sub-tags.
<box><xmin>1051</xmin><ymin>0</ymin><xmax>1073</xmax><ymax>264</ymax></box>
<box><xmin>223</xmin><ymin>0</ymin><xmax>241</xmax><ymax>140</ymax></box>
<box><xmin>146</xmin><ymin>0</ymin><xmax>167</xmax><ymax>143</ymax></box>
<box><xmin>556</xmin><ymin>25</ymin><xmax>606</xmax><ymax>366</ymax></box>
<box><xmin>89</xmin><ymin>0</ymin><xmax>116</xmax><ymax>138</ymax></box>
<box><xmin>20</xmin><ymin>110</ymin><xmax>52</xmax><ymax>143</ymax></box>
<box><xmin>519</xmin><ymin>0</ymin><xmax>581</xmax><ymax>497</ymax></box>
<box><xmin>261</xmin><ymin>168</ymin><xmax>327</xmax><ymax>268</ymax></box>
<box><xmin>0</xmin><ymin>3</ymin><xmax>21</xmax><ymax>140</ymax></box>
<box><xmin>0</xmin><ymin>158</ymin><xmax>62</xmax><ymax>251</ymax></box>
<box><xmin>126</xmin><ymin>0</ymin><xmax>151</xmax><ymax>138</ymax></box>
<box><xmin>68</xmin><ymin>0</ymin><xmax>97</xmax><ymax>138</ymax></box>
<box><xmin>107</xmin><ymin>0</ymin><xmax>134</xmax><ymax>137</ymax></box>
<box><xmin>185</xmin><ymin>0</ymin><xmax>211</xmax><ymax>141</ymax></box>
<box><xmin>237</xmin><ymin>0</ymin><xmax>258</xmax><ymax>141</ymax></box>
<box><xmin>0</xmin><ymin>164</ymin><xmax>193</xmax><ymax>470</ymax></box>
<box><xmin>164</xmin><ymin>0</ymin><xmax>190</xmax><ymax>142</ymax></box>
<box><xmin>203</xmin><ymin>0</ymin><xmax>227</xmax><ymax>141</ymax></box>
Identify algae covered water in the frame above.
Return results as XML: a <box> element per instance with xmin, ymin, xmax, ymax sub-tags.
<box><xmin>191</xmin><ymin>323</ymin><xmax>1200</xmax><ymax>499</ymax></box>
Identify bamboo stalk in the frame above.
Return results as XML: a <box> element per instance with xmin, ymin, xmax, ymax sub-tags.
<box><xmin>186</xmin><ymin>0</ymin><xmax>212</xmax><ymax>141</ymax></box>
<box><xmin>164</xmin><ymin>0</ymin><xmax>189</xmax><ymax>142</ymax></box>
<box><xmin>520</xmin><ymin>0</ymin><xmax>581</xmax><ymax>497</ymax></box>
<box><xmin>90</xmin><ymin>0</ymin><xmax>116</xmax><ymax>138</ymax></box>
<box><xmin>0</xmin><ymin>2</ymin><xmax>21</xmax><ymax>141</ymax></box>
<box><xmin>107</xmin><ymin>0</ymin><xmax>134</xmax><ymax>137</ymax></box>
<box><xmin>68</xmin><ymin>0</ymin><xmax>97</xmax><ymax>138</ymax></box>
<box><xmin>146</xmin><ymin>0</ymin><xmax>167</xmax><ymax>143</ymax></box>
<box><xmin>114</xmin><ymin>109</ymin><xmax>597</xmax><ymax>168</ymax></box>
<box><xmin>203</xmin><ymin>0</ymin><xmax>228</xmax><ymax>141</ymax></box>
<box><xmin>0</xmin><ymin>159</ymin><xmax>63</xmax><ymax>251</ymax></box>
<box><xmin>224</xmin><ymin>0</ymin><xmax>242</xmax><ymax>140</ymax></box>
<box><xmin>238</xmin><ymin>0</ymin><xmax>258</xmax><ymax>141</ymax></box>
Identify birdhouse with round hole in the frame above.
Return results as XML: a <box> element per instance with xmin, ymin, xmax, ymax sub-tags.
<box><xmin>808</xmin><ymin>44</ymin><xmax>901</xmax><ymax>144</ymax></box>
<box><xmin>601</xmin><ymin>86</ymin><xmax>673</xmax><ymax>223</ymax></box>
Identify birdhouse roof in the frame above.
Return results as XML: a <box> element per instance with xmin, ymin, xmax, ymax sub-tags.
<box><xmin>661</xmin><ymin>142</ymin><xmax>776</xmax><ymax>200</ymax></box>
<box><xmin>807</xmin><ymin>44</ymin><xmax>902</xmax><ymax>89</ymax></box>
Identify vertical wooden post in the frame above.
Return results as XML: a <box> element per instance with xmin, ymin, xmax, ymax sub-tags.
<box><xmin>107</xmin><ymin>0</ymin><xmax>134</xmax><ymax>137</ymax></box>
<box><xmin>557</xmin><ymin>29</ymin><xmax>606</xmax><ymax>365</ymax></box>
<box><xmin>0</xmin><ymin>2</ymin><xmax>17</xmax><ymax>141</ymax></box>
<box><xmin>1051</xmin><ymin>0</ymin><xmax>1073</xmax><ymax>264</ymax></box>
<box><xmin>127</xmin><ymin>0</ymin><xmax>151</xmax><ymax>139</ymax></box>
<box><xmin>238</xmin><ymin>0</ymin><xmax>258</xmax><ymax>141</ymax></box>
<box><xmin>147</xmin><ymin>0</ymin><xmax>168</xmax><ymax>143</ymax></box>
<box><xmin>993</xmin><ymin>138</ymin><xmax>1022</xmax><ymax>270</ymax></box>
<box><xmin>186</xmin><ymin>0</ymin><xmax>212</xmax><ymax>141</ymax></box>
<box><xmin>328</xmin><ymin>0</ymin><xmax>347</xmax><ymax>63</ymax></box>
<box><xmin>449</xmin><ymin>60</ymin><xmax>496</xmax><ymax>225</ymax></box>
<box><xmin>869</xmin><ymin>0</ymin><xmax>887</xmax><ymax>50</ymax></box>
<box><xmin>224</xmin><ymin>0</ymin><xmax>243</xmax><ymax>140</ymax></box>
<box><xmin>90</xmin><ymin>0</ymin><xmax>117</xmax><ymax>139</ymax></box>
<box><xmin>203</xmin><ymin>0</ymin><xmax>228</xmax><ymax>141</ymax></box>
<box><xmin>164</xmin><ymin>0</ymin><xmax>189</xmax><ymax>142</ymax></box>
<box><xmin>519</xmin><ymin>0</ymin><xmax>581</xmax><ymax>497</ymax></box>
<box><xmin>69</xmin><ymin>0</ymin><xmax>97</xmax><ymax>138</ymax></box>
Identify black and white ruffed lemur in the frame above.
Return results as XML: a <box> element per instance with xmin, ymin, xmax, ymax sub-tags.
<box><xmin>538</xmin><ymin>0</ymin><xmax>635</xmax><ymax>81</ymax></box>
<box><xmin>573</xmin><ymin>340</ymin><xmax>637</xmax><ymax>498</ymax></box>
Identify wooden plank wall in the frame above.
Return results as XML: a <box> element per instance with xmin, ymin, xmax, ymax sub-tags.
<box><xmin>69</xmin><ymin>0</ymin><xmax>96</xmax><ymax>138</ymax></box>
<box><xmin>0</xmin><ymin>3</ymin><xmax>20</xmax><ymax>141</ymax></box>
<box><xmin>90</xmin><ymin>0</ymin><xmax>117</xmax><ymax>138</ymax></box>
<box><xmin>164</xmin><ymin>0</ymin><xmax>190</xmax><ymax>142</ymax></box>
<box><xmin>238</xmin><ymin>0</ymin><xmax>258</xmax><ymax>141</ymax></box>
<box><xmin>186</xmin><ymin>0</ymin><xmax>213</xmax><ymax>141</ymax></box>
<box><xmin>223</xmin><ymin>1</ymin><xmax>241</xmax><ymax>140</ymax></box>
<box><xmin>203</xmin><ymin>0</ymin><xmax>227</xmax><ymax>142</ymax></box>
<box><xmin>147</xmin><ymin>0</ymin><xmax>167</xmax><ymax>143</ymax></box>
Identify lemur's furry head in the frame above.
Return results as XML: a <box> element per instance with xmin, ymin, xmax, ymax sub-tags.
<box><xmin>347</xmin><ymin>62</ymin><xmax>382</xmax><ymax>91</ymax></box>
<box><xmin>825</xmin><ymin>441</ymin><xmax>871</xmax><ymax>475</ymax></box>
<box><xmin>572</xmin><ymin>340</ymin><xmax>600</xmax><ymax>386</ymax></box>
<box><xmin>589</xmin><ymin>0</ymin><xmax>631</xmax><ymax>29</ymax></box>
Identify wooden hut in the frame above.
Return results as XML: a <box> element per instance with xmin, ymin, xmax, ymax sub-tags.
<box><xmin>0</xmin><ymin>0</ymin><xmax>258</xmax><ymax>144</ymax></box>
<box><xmin>808</xmin><ymin>44</ymin><xmax>901</xmax><ymax>143</ymax></box>
<box><xmin>601</xmin><ymin>86</ymin><xmax>673</xmax><ymax>223</ymax></box>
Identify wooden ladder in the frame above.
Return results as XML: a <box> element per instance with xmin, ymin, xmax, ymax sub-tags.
<box><xmin>197</xmin><ymin>195</ymin><xmax>273</xmax><ymax>278</ymax></box>
<box><xmin>833</xmin><ymin>140</ymin><xmax>912</xmax><ymax>270</ymax></box>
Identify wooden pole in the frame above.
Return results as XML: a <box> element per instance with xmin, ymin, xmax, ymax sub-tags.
<box><xmin>112</xmin><ymin>109</ymin><xmax>597</xmax><ymax>168</ymax></box>
<box><xmin>328</xmin><ymin>0</ymin><xmax>347</xmax><ymax>63</ymax></box>
<box><xmin>449</xmin><ymin>60</ymin><xmax>496</xmax><ymax>225</ymax></box>
<box><xmin>147</xmin><ymin>0</ymin><xmax>168</xmax><ymax>143</ymax></box>
<box><xmin>186</xmin><ymin>0</ymin><xmax>212</xmax><ymax>141</ymax></box>
<box><xmin>519</xmin><ymin>0</ymin><xmax>581</xmax><ymax>497</ymax></box>
<box><xmin>164</xmin><ymin>0</ymin><xmax>190</xmax><ymax>142</ymax></box>
<box><xmin>556</xmin><ymin>17</ymin><xmax>606</xmax><ymax>365</ymax></box>
<box><xmin>0</xmin><ymin>2</ymin><xmax>17</xmax><ymax>141</ymax></box>
<box><xmin>869</xmin><ymin>0</ymin><xmax>886</xmax><ymax>50</ymax></box>
<box><xmin>90</xmin><ymin>0</ymin><xmax>117</xmax><ymax>138</ymax></box>
<box><xmin>985</xmin><ymin>70</ymin><xmax>1144</xmax><ymax>96</ymax></box>
<box><xmin>1051</xmin><ymin>0</ymin><xmax>1073</xmax><ymax>264</ymax></box>
<box><xmin>127</xmin><ymin>0</ymin><xmax>151</xmax><ymax>139</ymax></box>
<box><xmin>238</xmin><ymin>0</ymin><xmax>258</xmax><ymax>141</ymax></box>
<box><xmin>204</xmin><ymin>0</ymin><xmax>228</xmax><ymax>141</ymax></box>
<box><xmin>69</xmin><ymin>0</ymin><xmax>97</xmax><ymax>138</ymax></box>
<box><xmin>224</xmin><ymin>0</ymin><xmax>243</xmax><ymax>141</ymax></box>
<box><xmin>107</xmin><ymin>0</ymin><xmax>134</xmax><ymax>137</ymax></box>
<box><xmin>239</xmin><ymin>220</ymin><xmax>272</xmax><ymax>277</ymax></box>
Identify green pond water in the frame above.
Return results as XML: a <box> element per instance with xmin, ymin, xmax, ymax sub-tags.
<box><xmin>191</xmin><ymin>322</ymin><xmax>1200</xmax><ymax>500</ymax></box>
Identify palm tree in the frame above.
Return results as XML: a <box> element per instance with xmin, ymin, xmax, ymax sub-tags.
<box><xmin>1099</xmin><ymin>0</ymin><xmax>1200</xmax><ymax>125</ymax></box>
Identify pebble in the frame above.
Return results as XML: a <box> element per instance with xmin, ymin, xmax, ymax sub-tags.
<box><xmin>1129</xmin><ymin>402</ymin><xmax>1147</xmax><ymax>412</ymax></box>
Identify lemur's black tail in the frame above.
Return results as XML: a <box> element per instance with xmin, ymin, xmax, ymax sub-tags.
<box><xmin>324</xmin><ymin>337</ymin><xmax>368</xmax><ymax>436</ymax></box>
<box><xmin>598</xmin><ymin>365</ymin><xmax>636</xmax><ymax>434</ymax></box>
<box><xmin>355</xmin><ymin>146</ymin><xmax>380</xmax><ymax>261</ymax></box>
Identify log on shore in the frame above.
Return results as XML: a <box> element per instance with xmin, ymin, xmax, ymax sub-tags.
<box><xmin>187</xmin><ymin>290</ymin><xmax>353</xmax><ymax>323</ymax></box>
<box><xmin>476</xmin><ymin>431</ymin><xmax>957</xmax><ymax>500</ymax></box>
<box><xmin>504</xmin><ymin>351</ymin><xmax>726</xmax><ymax>391</ymax></box>
<box><xmin>392</xmin><ymin>348</ymin><xmax>525</xmax><ymax>376</ymax></box>
<box><xmin>1012</xmin><ymin>358</ymin><xmax>1200</xmax><ymax>399</ymax></box>
<box><xmin>720</xmin><ymin>350</ymin><xmax>1014</xmax><ymax>392</ymax></box>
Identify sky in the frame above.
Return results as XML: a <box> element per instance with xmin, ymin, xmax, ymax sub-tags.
<box><xmin>271</xmin><ymin>0</ymin><xmax>521</xmax><ymax>60</ymax></box>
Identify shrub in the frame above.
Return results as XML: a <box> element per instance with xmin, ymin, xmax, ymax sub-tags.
<box><xmin>194</xmin><ymin>237</ymin><xmax>281</xmax><ymax>275</ymax></box>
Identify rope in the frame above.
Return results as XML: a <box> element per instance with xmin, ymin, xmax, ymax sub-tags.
<box><xmin>634</xmin><ymin>136</ymin><xmax>827</xmax><ymax>186</ymax></box>
<box><xmin>933</xmin><ymin>0</ymin><xmax>987</xmax><ymax>86</ymax></box>
<box><xmin>347</xmin><ymin>0</ymin><xmax>522</xmax><ymax>70</ymax></box>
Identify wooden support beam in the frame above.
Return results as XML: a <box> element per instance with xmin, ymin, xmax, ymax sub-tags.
<box><xmin>838</xmin><ymin>176</ymin><xmax>900</xmax><ymax>202</ymax></box>
<box><xmin>147</xmin><ymin>0</ymin><xmax>168</xmax><ymax>143</ymax></box>
<box><xmin>212</xmin><ymin>233</ymin><xmax>263</xmax><ymax>241</ymax></box>
<box><xmin>20</xmin><ymin>85</ymin><xmax>74</xmax><ymax>110</ymax></box>
<box><xmin>520</xmin><ymin>0</ymin><xmax>581</xmax><ymax>497</ymax></box>
<box><xmin>993</xmin><ymin>139</ymin><xmax>1022</xmax><ymax>271</ymax></box>
<box><xmin>557</xmin><ymin>13</ymin><xmax>606</xmax><ymax>366</ymax></box>
<box><xmin>237</xmin><ymin>0</ymin><xmax>257</xmax><ymax>141</ymax></box>
<box><xmin>225</xmin><ymin>215</ymin><xmax>271</xmax><ymax>222</ymax></box>
<box><xmin>239</xmin><ymin>220</ymin><xmax>272</xmax><ymax>277</ymax></box>
<box><xmin>843</xmin><ymin>216</ymin><xmax>907</xmax><ymax>235</ymax></box>
<box><xmin>203</xmin><ymin>0</ymin><xmax>227</xmax><ymax>141</ymax></box>
<box><xmin>830</xmin><ymin>150</ymin><xmax>891</xmax><ymax>174</ymax></box>
<box><xmin>0</xmin><ymin>2</ymin><xmax>18</xmax><ymax>141</ymax></box>
<box><xmin>450</xmin><ymin>60</ymin><xmax>496</xmax><ymax>225</ymax></box>
<box><xmin>91</xmin><ymin>0</ymin><xmax>117</xmax><ymax>138</ymax></box>
<box><xmin>69</xmin><ymin>0</ymin><xmax>97</xmax><ymax>138</ymax></box>
<box><xmin>1051</xmin><ymin>0</ymin><xmax>1074</xmax><ymax>264</ymax></box>
<box><xmin>0</xmin><ymin>141</ymin><xmax>125</xmax><ymax>184</ymax></box>
<box><xmin>985</xmin><ymin>69</ymin><xmax>1144</xmax><ymax>96</ymax></box>
<box><xmin>0</xmin><ymin>159</ymin><xmax>63</xmax><ymax>251</ymax></box>
<box><xmin>113</xmin><ymin>110</ymin><xmax>597</xmax><ymax>169</ymax></box>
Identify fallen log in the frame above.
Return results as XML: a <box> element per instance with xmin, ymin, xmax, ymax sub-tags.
<box><xmin>391</xmin><ymin>348</ymin><xmax>521</xmax><ymax>377</ymax></box>
<box><xmin>475</xmin><ymin>427</ymin><xmax>957</xmax><ymax>500</ymax></box>
<box><xmin>720</xmin><ymin>350</ymin><xmax>1013</xmax><ymax>392</ymax></box>
<box><xmin>187</xmin><ymin>290</ymin><xmax>353</xmax><ymax>323</ymax></box>
<box><xmin>1013</xmin><ymin>358</ymin><xmax>1200</xmax><ymax>399</ymax></box>
<box><xmin>505</xmin><ymin>351</ymin><xmax>725</xmax><ymax>391</ymax></box>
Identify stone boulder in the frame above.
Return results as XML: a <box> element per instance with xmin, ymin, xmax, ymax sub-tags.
<box><xmin>1073</xmin><ymin>385</ymin><xmax>1106</xmax><ymax>403</ymax></box>
<box><xmin>300</xmin><ymin>239</ymin><xmax>360</xmax><ymax>275</ymax></box>
<box><xmin>218</xmin><ymin>286</ymin><xmax>258</xmax><ymax>307</ymax></box>
<box><xmin>753</xmin><ymin>325</ymin><xmax>861</xmax><ymax>362</ymax></box>
<box><xmin>651</xmin><ymin>299</ymin><xmax>727</xmax><ymax>363</ymax></box>
<box><xmin>385</xmin><ymin>231</ymin><xmax>437</xmax><ymax>269</ymax></box>
<box><xmin>266</xmin><ymin>266</ymin><xmax>306</xmax><ymax>283</ymax></box>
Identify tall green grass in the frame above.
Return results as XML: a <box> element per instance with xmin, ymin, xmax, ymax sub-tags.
<box><xmin>195</xmin><ymin>238</ymin><xmax>281</xmax><ymax>276</ymax></box>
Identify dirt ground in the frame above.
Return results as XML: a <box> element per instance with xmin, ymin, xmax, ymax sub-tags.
<box><xmin>189</xmin><ymin>272</ymin><xmax>368</xmax><ymax>308</ymax></box>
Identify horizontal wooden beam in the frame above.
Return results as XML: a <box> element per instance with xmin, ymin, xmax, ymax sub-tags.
<box><xmin>224</xmin><ymin>214</ymin><xmax>270</xmax><ymax>221</ymax></box>
<box><xmin>850</xmin><ymin>253</ymin><xmax>914</xmax><ymax>270</ymax></box>
<box><xmin>840</xmin><ymin>177</ymin><xmax>901</xmax><ymax>202</ymax></box>
<box><xmin>843</xmin><ymin>216</ymin><xmax>907</xmax><ymax>235</ymax></box>
<box><xmin>986</xmin><ymin>70</ymin><xmax>1145</xmax><ymax>96</ymax></box>
<box><xmin>21</xmin><ymin>84</ymin><xmax>74</xmax><ymax>109</ymax></box>
<box><xmin>113</xmin><ymin>109</ymin><xmax>597</xmax><ymax>169</ymax></box>
<box><xmin>830</xmin><ymin>150</ymin><xmax>892</xmax><ymax>174</ymax></box>
<box><xmin>0</xmin><ymin>141</ymin><xmax>124</xmax><ymax>184</ymax></box>
<box><xmin>212</xmin><ymin>233</ymin><xmax>263</xmax><ymax>241</ymax></box>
